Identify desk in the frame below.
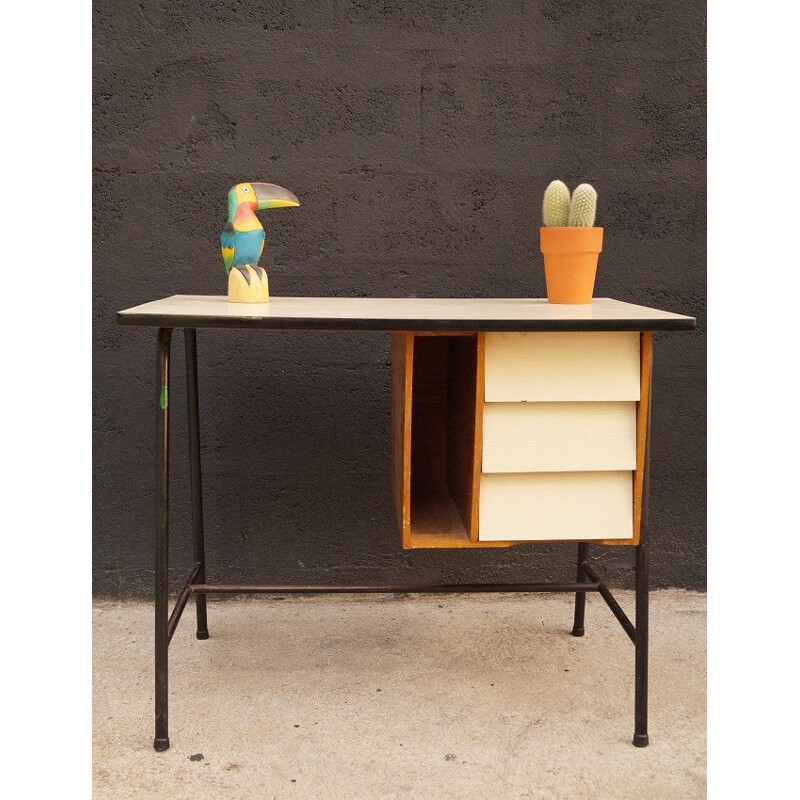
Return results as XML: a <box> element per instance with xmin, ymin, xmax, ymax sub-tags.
<box><xmin>117</xmin><ymin>295</ymin><xmax>696</xmax><ymax>751</ymax></box>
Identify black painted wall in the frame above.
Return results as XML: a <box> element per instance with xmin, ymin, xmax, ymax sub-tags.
<box><xmin>93</xmin><ymin>1</ymin><xmax>706</xmax><ymax>598</ymax></box>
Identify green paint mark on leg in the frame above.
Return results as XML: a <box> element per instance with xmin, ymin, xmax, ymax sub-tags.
<box><xmin>159</xmin><ymin>385</ymin><xmax>168</xmax><ymax>410</ymax></box>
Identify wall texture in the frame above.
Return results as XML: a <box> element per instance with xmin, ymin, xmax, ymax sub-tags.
<box><xmin>93</xmin><ymin>1</ymin><xmax>706</xmax><ymax>598</ymax></box>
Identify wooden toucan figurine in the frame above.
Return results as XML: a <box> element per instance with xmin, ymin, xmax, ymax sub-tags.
<box><xmin>220</xmin><ymin>181</ymin><xmax>300</xmax><ymax>303</ymax></box>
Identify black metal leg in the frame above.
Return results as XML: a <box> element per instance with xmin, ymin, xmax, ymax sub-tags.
<box><xmin>633</xmin><ymin>538</ymin><xmax>649</xmax><ymax>747</ymax></box>
<box><xmin>571</xmin><ymin>542</ymin><xmax>589</xmax><ymax>636</ymax></box>
<box><xmin>633</xmin><ymin>335</ymin><xmax>652</xmax><ymax>748</ymax></box>
<box><xmin>185</xmin><ymin>329</ymin><xmax>209</xmax><ymax>640</ymax></box>
<box><xmin>154</xmin><ymin>327</ymin><xmax>172</xmax><ymax>752</ymax></box>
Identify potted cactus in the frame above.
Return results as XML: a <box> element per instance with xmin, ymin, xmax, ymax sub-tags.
<box><xmin>540</xmin><ymin>180</ymin><xmax>603</xmax><ymax>304</ymax></box>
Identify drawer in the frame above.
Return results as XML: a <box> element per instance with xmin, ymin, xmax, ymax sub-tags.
<box><xmin>482</xmin><ymin>401</ymin><xmax>637</xmax><ymax>473</ymax></box>
<box><xmin>484</xmin><ymin>332</ymin><xmax>641</xmax><ymax>402</ymax></box>
<box><xmin>478</xmin><ymin>471</ymin><xmax>633</xmax><ymax>541</ymax></box>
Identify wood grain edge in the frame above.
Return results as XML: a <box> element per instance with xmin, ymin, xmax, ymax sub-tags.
<box><xmin>470</xmin><ymin>332</ymin><xmax>485</xmax><ymax>542</ymax></box>
<box><xmin>402</xmin><ymin>333</ymin><xmax>413</xmax><ymax>549</ymax></box>
<box><xmin>406</xmin><ymin>536</ymin><xmax>513</xmax><ymax>549</ymax></box>
<box><xmin>632</xmin><ymin>331</ymin><xmax>653</xmax><ymax>546</ymax></box>
<box><xmin>390</xmin><ymin>332</ymin><xmax>414</xmax><ymax>549</ymax></box>
<box><xmin>597</xmin><ymin>330</ymin><xmax>650</xmax><ymax>547</ymax></box>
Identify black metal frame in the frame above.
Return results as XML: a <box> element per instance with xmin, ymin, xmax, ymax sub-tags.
<box><xmin>153</xmin><ymin>326</ymin><xmax>651</xmax><ymax>752</ymax></box>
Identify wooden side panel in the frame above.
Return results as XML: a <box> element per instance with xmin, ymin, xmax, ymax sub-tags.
<box><xmin>479</xmin><ymin>471</ymin><xmax>634</xmax><ymax>541</ymax></box>
<box><xmin>390</xmin><ymin>332</ymin><xmax>412</xmax><ymax>548</ymax></box>
<box><xmin>631</xmin><ymin>331</ymin><xmax>652</xmax><ymax>546</ymax></box>
<box><xmin>589</xmin><ymin>331</ymin><xmax>652</xmax><ymax>546</ymax></box>
<box><xmin>484</xmin><ymin>331</ymin><xmax>641</xmax><ymax>401</ymax></box>
<box><xmin>482</xmin><ymin>401</ymin><xmax>637</xmax><ymax>473</ymax></box>
<box><xmin>470</xmin><ymin>334</ymin><xmax>485</xmax><ymax>541</ymax></box>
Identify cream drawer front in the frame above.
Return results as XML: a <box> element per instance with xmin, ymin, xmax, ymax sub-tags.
<box><xmin>482</xmin><ymin>401</ymin><xmax>637</xmax><ymax>473</ymax></box>
<box><xmin>479</xmin><ymin>471</ymin><xmax>633</xmax><ymax>541</ymax></box>
<box><xmin>484</xmin><ymin>332</ymin><xmax>641</xmax><ymax>402</ymax></box>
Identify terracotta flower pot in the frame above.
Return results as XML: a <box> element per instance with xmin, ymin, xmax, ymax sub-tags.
<box><xmin>540</xmin><ymin>227</ymin><xmax>603</xmax><ymax>304</ymax></box>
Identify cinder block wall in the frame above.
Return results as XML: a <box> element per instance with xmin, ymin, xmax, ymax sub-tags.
<box><xmin>93</xmin><ymin>1</ymin><xmax>706</xmax><ymax>597</ymax></box>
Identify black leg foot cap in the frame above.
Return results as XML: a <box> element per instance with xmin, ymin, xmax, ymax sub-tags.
<box><xmin>154</xmin><ymin>737</ymin><xmax>170</xmax><ymax>752</ymax></box>
<box><xmin>196</xmin><ymin>630</ymin><xmax>210</xmax><ymax>640</ymax></box>
<box><xmin>632</xmin><ymin>733</ymin><xmax>649</xmax><ymax>747</ymax></box>
<box><xmin>571</xmin><ymin>627</ymin><xmax>585</xmax><ymax>637</ymax></box>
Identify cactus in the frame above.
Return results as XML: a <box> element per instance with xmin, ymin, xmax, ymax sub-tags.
<box><xmin>542</xmin><ymin>180</ymin><xmax>599</xmax><ymax>227</ymax></box>
<box><xmin>542</xmin><ymin>180</ymin><xmax>570</xmax><ymax>227</ymax></box>
<box><xmin>567</xmin><ymin>183</ymin><xmax>597</xmax><ymax>227</ymax></box>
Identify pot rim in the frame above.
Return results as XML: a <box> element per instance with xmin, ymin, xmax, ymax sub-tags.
<box><xmin>540</xmin><ymin>226</ymin><xmax>603</xmax><ymax>254</ymax></box>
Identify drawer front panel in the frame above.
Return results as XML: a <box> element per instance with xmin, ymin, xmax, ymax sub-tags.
<box><xmin>482</xmin><ymin>401</ymin><xmax>637</xmax><ymax>473</ymax></box>
<box><xmin>478</xmin><ymin>471</ymin><xmax>633</xmax><ymax>541</ymax></box>
<box><xmin>484</xmin><ymin>331</ymin><xmax>641</xmax><ymax>402</ymax></box>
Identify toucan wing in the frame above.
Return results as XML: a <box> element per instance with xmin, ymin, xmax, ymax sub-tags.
<box><xmin>220</xmin><ymin>223</ymin><xmax>236</xmax><ymax>274</ymax></box>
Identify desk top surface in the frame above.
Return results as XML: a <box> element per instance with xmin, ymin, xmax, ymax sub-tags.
<box><xmin>117</xmin><ymin>295</ymin><xmax>696</xmax><ymax>332</ymax></box>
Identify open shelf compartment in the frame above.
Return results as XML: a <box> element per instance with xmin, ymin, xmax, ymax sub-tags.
<box><xmin>392</xmin><ymin>332</ymin><xmax>506</xmax><ymax>549</ymax></box>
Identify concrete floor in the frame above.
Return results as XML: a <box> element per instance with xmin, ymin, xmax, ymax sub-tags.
<box><xmin>92</xmin><ymin>590</ymin><xmax>706</xmax><ymax>799</ymax></box>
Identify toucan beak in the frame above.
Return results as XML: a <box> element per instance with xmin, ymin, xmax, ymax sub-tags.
<box><xmin>251</xmin><ymin>182</ymin><xmax>300</xmax><ymax>210</ymax></box>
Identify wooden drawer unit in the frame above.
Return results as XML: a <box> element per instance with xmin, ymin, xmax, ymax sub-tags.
<box><xmin>391</xmin><ymin>330</ymin><xmax>652</xmax><ymax>548</ymax></box>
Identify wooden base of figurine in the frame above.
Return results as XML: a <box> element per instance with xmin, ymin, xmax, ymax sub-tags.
<box><xmin>227</xmin><ymin>265</ymin><xmax>269</xmax><ymax>303</ymax></box>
